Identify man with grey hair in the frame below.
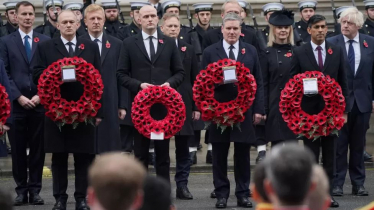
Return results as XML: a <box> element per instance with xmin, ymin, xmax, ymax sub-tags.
<box><xmin>202</xmin><ymin>12</ymin><xmax>264</xmax><ymax>208</ymax></box>
<box><xmin>263</xmin><ymin>143</ymin><xmax>315</xmax><ymax>209</ymax></box>
<box><xmin>327</xmin><ymin>7</ymin><xmax>374</xmax><ymax>197</ymax></box>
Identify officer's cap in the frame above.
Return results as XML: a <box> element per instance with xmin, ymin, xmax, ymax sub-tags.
<box><xmin>297</xmin><ymin>0</ymin><xmax>317</xmax><ymax>11</ymax></box>
<box><xmin>63</xmin><ymin>2</ymin><xmax>83</xmax><ymax>11</ymax></box>
<box><xmin>192</xmin><ymin>3</ymin><xmax>213</xmax><ymax>13</ymax></box>
<box><xmin>262</xmin><ymin>3</ymin><xmax>284</xmax><ymax>15</ymax></box>
<box><xmin>161</xmin><ymin>0</ymin><xmax>181</xmax><ymax>13</ymax></box>
<box><xmin>130</xmin><ymin>1</ymin><xmax>150</xmax><ymax>10</ymax></box>
<box><xmin>336</xmin><ymin>6</ymin><xmax>354</xmax><ymax>18</ymax></box>
<box><xmin>237</xmin><ymin>0</ymin><xmax>248</xmax><ymax>11</ymax></box>
<box><xmin>45</xmin><ymin>0</ymin><xmax>64</xmax><ymax>8</ymax></box>
<box><xmin>101</xmin><ymin>0</ymin><xmax>119</xmax><ymax>9</ymax></box>
<box><xmin>364</xmin><ymin>0</ymin><xmax>374</xmax><ymax>9</ymax></box>
<box><xmin>269</xmin><ymin>9</ymin><xmax>294</xmax><ymax>26</ymax></box>
<box><xmin>3</xmin><ymin>0</ymin><xmax>21</xmax><ymax>11</ymax></box>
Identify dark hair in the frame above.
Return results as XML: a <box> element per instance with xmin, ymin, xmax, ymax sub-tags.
<box><xmin>15</xmin><ymin>1</ymin><xmax>35</xmax><ymax>13</ymax></box>
<box><xmin>0</xmin><ymin>189</ymin><xmax>13</xmax><ymax>210</ymax></box>
<box><xmin>307</xmin><ymin>14</ymin><xmax>326</xmax><ymax>28</ymax></box>
<box><xmin>253</xmin><ymin>162</ymin><xmax>270</xmax><ymax>202</ymax></box>
<box><xmin>139</xmin><ymin>176</ymin><xmax>172</xmax><ymax>210</ymax></box>
<box><xmin>265</xmin><ymin>143</ymin><xmax>315</xmax><ymax>206</ymax></box>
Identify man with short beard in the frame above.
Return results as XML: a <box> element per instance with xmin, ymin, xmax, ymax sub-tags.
<box><xmin>361</xmin><ymin>0</ymin><xmax>374</xmax><ymax>36</ymax></box>
<box><xmin>34</xmin><ymin>0</ymin><xmax>63</xmax><ymax>38</ymax></box>
<box><xmin>294</xmin><ymin>0</ymin><xmax>317</xmax><ymax>43</ymax></box>
<box><xmin>1</xmin><ymin>1</ymin><xmax>19</xmax><ymax>37</ymax></box>
<box><xmin>101</xmin><ymin>0</ymin><xmax>126</xmax><ymax>39</ymax></box>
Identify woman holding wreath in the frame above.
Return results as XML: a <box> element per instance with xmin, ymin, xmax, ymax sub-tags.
<box><xmin>260</xmin><ymin>10</ymin><xmax>296</xmax><ymax>146</ymax></box>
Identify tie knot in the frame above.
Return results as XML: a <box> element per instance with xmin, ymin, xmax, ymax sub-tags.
<box><xmin>25</xmin><ymin>35</ymin><xmax>30</xmax><ymax>39</ymax></box>
<box><xmin>66</xmin><ymin>42</ymin><xmax>74</xmax><ymax>46</ymax></box>
<box><xmin>316</xmin><ymin>45</ymin><xmax>322</xmax><ymax>51</ymax></box>
<box><xmin>149</xmin><ymin>36</ymin><xmax>154</xmax><ymax>40</ymax></box>
<box><xmin>229</xmin><ymin>45</ymin><xmax>235</xmax><ymax>50</ymax></box>
<box><xmin>94</xmin><ymin>39</ymin><xmax>100</xmax><ymax>43</ymax></box>
<box><xmin>348</xmin><ymin>40</ymin><xmax>355</xmax><ymax>44</ymax></box>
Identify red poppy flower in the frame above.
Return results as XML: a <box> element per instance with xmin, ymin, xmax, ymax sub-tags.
<box><xmin>159</xmin><ymin>39</ymin><xmax>164</xmax><ymax>44</ymax></box>
<box><xmin>106</xmin><ymin>41</ymin><xmax>111</xmax><ymax>48</ymax></box>
<box><xmin>181</xmin><ymin>46</ymin><xmax>186</xmax><ymax>52</ymax></box>
<box><xmin>34</xmin><ymin>37</ymin><xmax>40</xmax><ymax>43</ymax></box>
<box><xmin>240</xmin><ymin>33</ymin><xmax>244</xmax><ymax>37</ymax></box>
<box><xmin>241</xmin><ymin>48</ymin><xmax>245</xmax><ymax>55</ymax></box>
<box><xmin>79</xmin><ymin>44</ymin><xmax>85</xmax><ymax>50</ymax></box>
<box><xmin>363</xmin><ymin>40</ymin><xmax>368</xmax><ymax>48</ymax></box>
<box><xmin>328</xmin><ymin>48</ymin><xmax>333</xmax><ymax>54</ymax></box>
<box><xmin>284</xmin><ymin>52</ymin><xmax>292</xmax><ymax>57</ymax></box>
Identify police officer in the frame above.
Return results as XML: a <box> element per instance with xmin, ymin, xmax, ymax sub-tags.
<box><xmin>1</xmin><ymin>1</ymin><xmax>19</xmax><ymax>37</ymax></box>
<box><xmin>121</xmin><ymin>1</ymin><xmax>150</xmax><ymax>40</ymax></box>
<box><xmin>360</xmin><ymin>0</ymin><xmax>374</xmax><ymax>36</ymax></box>
<box><xmin>295</xmin><ymin>0</ymin><xmax>317</xmax><ymax>43</ymax></box>
<box><xmin>237</xmin><ymin>0</ymin><xmax>254</xmax><ymax>32</ymax></box>
<box><xmin>101</xmin><ymin>0</ymin><xmax>126</xmax><ymax>39</ymax></box>
<box><xmin>63</xmin><ymin>2</ymin><xmax>87</xmax><ymax>37</ymax></box>
<box><xmin>261</xmin><ymin>3</ymin><xmax>284</xmax><ymax>42</ymax></box>
<box><xmin>34</xmin><ymin>0</ymin><xmax>63</xmax><ymax>38</ymax></box>
<box><xmin>161</xmin><ymin>0</ymin><xmax>191</xmax><ymax>42</ymax></box>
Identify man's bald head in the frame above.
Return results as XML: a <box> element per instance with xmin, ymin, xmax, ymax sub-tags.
<box><xmin>139</xmin><ymin>5</ymin><xmax>159</xmax><ymax>34</ymax></box>
<box><xmin>57</xmin><ymin>9</ymin><xmax>79</xmax><ymax>39</ymax></box>
<box><xmin>308</xmin><ymin>165</ymin><xmax>330</xmax><ymax>210</ymax></box>
<box><xmin>140</xmin><ymin>5</ymin><xmax>157</xmax><ymax>15</ymax></box>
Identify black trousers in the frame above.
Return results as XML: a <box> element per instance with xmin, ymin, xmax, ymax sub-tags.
<box><xmin>120</xmin><ymin>125</ymin><xmax>134</xmax><ymax>152</ymax></box>
<box><xmin>174</xmin><ymin>135</ymin><xmax>191</xmax><ymax>187</ymax></box>
<box><xmin>188</xmin><ymin>130</ymin><xmax>201</xmax><ymax>147</ymax></box>
<box><xmin>303</xmin><ymin>136</ymin><xmax>336</xmax><ymax>194</ymax></box>
<box><xmin>335</xmin><ymin>102</ymin><xmax>369</xmax><ymax>187</ymax></box>
<box><xmin>212</xmin><ymin>142</ymin><xmax>250</xmax><ymax>199</ymax></box>
<box><xmin>255</xmin><ymin>124</ymin><xmax>267</xmax><ymax>146</ymax></box>
<box><xmin>52</xmin><ymin>153</ymin><xmax>95</xmax><ymax>202</ymax></box>
<box><xmin>8</xmin><ymin>112</ymin><xmax>45</xmax><ymax>195</ymax></box>
<box><xmin>133</xmin><ymin>130</ymin><xmax>170</xmax><ymax>182</ymax></box>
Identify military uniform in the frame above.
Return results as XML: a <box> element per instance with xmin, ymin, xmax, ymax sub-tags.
<box><xmin>104</xmin><ymin>21</ymin><xmax>126</xmax><ymax>40</ymax></box>
<box><xmin>179</xmin><ymin>24</ymin><xmax>191</xmax><ymax>42</ymax></box>
<box><xmin>361</xmin><ymin>19</ymin><xmax>374</xmax><ymax>36</ymax></box>
<box><xmin>34</xmin><ymin>21</ymin><xmax>60</xmax><ymax>38</ymax></box>
<box><xmin>0</xmin><ymin>22</ymin><xmax>17</xmax><ymax>37</ymax></box>
<box><xmin>295</xmin><ymin>20</ymin><xmax>310</xmax><ymax>43</ymax></box>
<box><xmin>122</xmin><ymin>21</ymin><xmax>141</xmax><ymax>40</ymax></box>
<box><xmin>261</xmin><ymin>25</ymin><xmax>270</xmax><ymax>43</ymax></box>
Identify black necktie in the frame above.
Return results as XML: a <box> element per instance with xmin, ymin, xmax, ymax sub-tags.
<box><xmin>67</xmin><ymin>42</ymin><xmax>74</xmax><ymax>57</ymax></box>
<box><xmin>348</xmin><ymin>40</ymin><xmax>355</xmax><ymax>74</ymax></box>
<box><xmin>149</xmin><ymin>36</ymin><xmax>156</xmax><ymax>60</ymax></box>
<box><xmin>229</xmin><ymin>45</ymin><xmax>235</xmax><ymax>60</ymax></box>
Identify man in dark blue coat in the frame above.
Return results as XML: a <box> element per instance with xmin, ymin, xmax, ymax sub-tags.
<box><xmin>202</xmin><ymin>12</ymin><xmax>264</xmax><ymax>208</ymax></box>
<box><xmin>327</xmin><ymin>7</ymin><xmax>374</xmax><ymax>197</ymax></box>
<box><xmin>0</xmin><ymin>1</ymin><xmax>49</xmax><ymax>206</ymax></box>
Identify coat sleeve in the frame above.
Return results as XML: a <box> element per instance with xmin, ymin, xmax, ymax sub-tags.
<box><xmin>0</xmin><ymin>38</ymin><xmax>22</xmax><ymax>100</ymax></box>
<box><xmin>166</xmin><ymin>43</ymin><xmax>185</xmax><ymax>89</ymax></box>
<box><xmin>190</xmin><ymin>46</ymin><xmax>199</xmax><ymax>111</ymax></box>
<box><xmin>337</xmin><ymin>47</ymin><xmax>350</xmax><ymax>112</ymax></box>
<box><xmin>0</xmin><ymin>60</ymin><xmax>13</xmax><ymax>125</ymax></box>
<box><xmin>32</xmin><ymin>42</ymin><xmax>47</xmax><ymax>85</ymax></box>
<box><xmin>259</xmin><ymin>51</ymin><xmax>269</xmax><ymax>115</ymax></box>
<box><xmin>290</xmin><ymin>48</ymin><xmax>301</xmax><ymax>77</ymax></box>
<box><xmin>251</xmin><ymin>47</ymin><xmax>265</xmax><ymax>115</ymax></box>
<box><xmin>116</xmin><ymin>40</ymin><xmax>143</xmax><ymax>94</ymax></box>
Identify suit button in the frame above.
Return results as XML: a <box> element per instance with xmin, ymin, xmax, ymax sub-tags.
<box><xmin>279</xmin><ymin>61</ymin><xmax>282</xmax><ymax>64</ymax></box>
<box><xmin>151</xmin><ymin>66</ymin><xmax>154</xmax><ymax>69</ymax></box>
<box><xmin>277</xmin><ymin>50</ymin><xmax>281</xmax><ymax>53</ymax></box>
<box><xmin>279</xmin><ymin>74</ymin><xmax>283</xmax><ymax>77</ymax></box>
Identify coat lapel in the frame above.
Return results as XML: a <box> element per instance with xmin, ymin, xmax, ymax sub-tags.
<box><xmin>54</xmin><ymin>38</ymin><xmax>69</xmax><ymax>58</ymax></box>
<box><xmin>134</xmin><ymin>33</ymin><xmax>150</xmax><ymax>62</ymax></box>
<box><xmin>152</xmin><ymin>33</ymin><xmax>165</xmax><ymax>63</ymax></box>
<box><xmin>13</xmin><ymin>31</ymin><xmax>29</xmax><ymax>63</ymax></box>
<box><xmin>178</xmin><ymin>39</ymin><xmax>186</xmax><ymax>60</ymax></box>
<box><xmin>216</xmin><ymin>40</ymin><xmax>228</xmax><ymax>59</ymax></box>
<box><xmin>100</xmin><ymin>33</ymin><xmax>110</xmax><ymax>65</ymax></box>
<box><xmin>355</xmin><ymin>34</ymin><xmax>368</xmax><ymax>77</ymax></box>
<box><xmin>31</xmin><ymin>33</ymin><xmax>39</xmax><ymax>61</ymax></box>
<box><xmin>305</xmin><ymin>43</ymin><xmax>320</xmax><ymax>71</ymax></box>
<box><xmin>237</xmin><ymin>41</ymin><xmax>245</xmax><ymax>63</ymax></box>
<box><xmin>322</xmin><ymin>42</ymin><xmax>332</xmax><ymax>72</ymax></box>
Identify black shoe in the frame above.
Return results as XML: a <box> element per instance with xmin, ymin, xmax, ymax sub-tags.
<box><xmin>148</xmin><ymin>152</ymin><xmax>155</xmax><ymax>166</ymax></box>
<box><xmin>332</xmin><ymin>186</ymin><xmax>343</xmax><ymax>196</ymax></box>
<box><xmin>52</xmin><ymin>201</ymin><xmax>67</xmax><ymax>210</ymax></box>
<box><xmin>210</xmin><ymin>190</ymin><xmax>216</xmax><ymax>198</ymax></box>
<box><xmin>364</xmin><ymin>151</ymin><xmax>373</xmax><ymax>162</ymax></box>
<box><xmin>352</xmin><ymin>186</ymin><xmax>369</xmax><ymax>196</ymax></box>
<box><xmin>198</xmin><ymin>143</ymin><xmax>203</xmax><ymax>151</ymax></box>
<box><xmin>14</xmin><ymin>194</ymin><xmax>28</xmax><ymax>206</ymax></box>
<box><xmin>76</xmin><ymin>200</ymin><xmax>90</xmax><ymax>210</ymax></box>
<box><xmin>29</xmin><ymin>193</ymin><xmax>44</xmax><ymax>205</ymax></box>
<box><xmin>237</xmin><ymin>197</ymin><xmax>253</xmax><ymax>208</ymax></box>
<box><xmin>189</xmin><ymin>151</ymin><xmax>197</xmax><ymax>165</ymax></box>
<box><xmin>330</xmin><ymin>197</ymin><xmax>339</xmax><ymax>208</ymax></box>
<box><xmin>206</xmin><ymin>150</ymin><xmax>212</xmax><ymax>164</ymax></box>
<box><xmin>256</xmin><ymin>151</ymin><xmax>266</xmax><ymax>164</ymax></box>
<box><xmin>215</xmin><ymin>198</ymin><xmax>227</xmax><ymax>208</ymax></box>
<box><xmin>176</xmin><ymin>186</ymin><xmax>193</xmax><ymax>200</ymax></box>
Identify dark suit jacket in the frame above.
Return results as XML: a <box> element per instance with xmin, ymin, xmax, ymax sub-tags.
<box><xmin>327</xmin><ymin>34</ymin><xmax>374</xmax><ymax>113</ymax></box>
<box><xmin>290</xmin><ymin>41</ymin><xmax>350</xmax><ymax>113</ymax></box>
<box><xmin>202</xmin><ymin>40</ymin><xmax>264</xmax><ymax>144</ymax></box>
<box><xmin>0</xmin><ymin>30</ymin><xmax>50</xmax><ymax>113</ymax></box>
<box><xmin>32</xmin><ymin>37</ymin><xmax>102</xmax><ymax>154</ymax></box>
<box><xmin>0</xmin><ymin>59</ymin><xmax>12</xmax><ymax>125</ymax></box>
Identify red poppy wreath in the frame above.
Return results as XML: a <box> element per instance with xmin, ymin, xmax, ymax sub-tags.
<box><xmin>193</xmin><ymin>59</ymin><xmax>257</xmax><ymax>132</ymax></box>
<box><xmin>37</xmin><ymin>57</ymin><xmax>104</xmax><ymax>130</ymax></box>
<box><xmin>0</xmin><ymin>84</ymin><xmax>11</xmax><ymax>135</ymax></box>
<box><xmin>131</xmin><ymin>86</ymin><xmax>186</xmax><ymax>139</ymax></box>
<box><xmin>280</xmin><ymin>71</ymin><xmax>346</xmax><ymax>140</ymax></box>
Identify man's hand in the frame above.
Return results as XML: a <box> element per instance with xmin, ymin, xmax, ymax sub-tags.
<box><xmin>343</xmin><ymin>113</ymin><xmax>348</xmax><ymax>124</ymax></box>
<box><xmin>263</xmin><ymin>115</ymin><xmax>267</xmax><ymax>121</ymax></box>
<box><xmin>118</xmin><ymin>109</ymin><xmax>126</xmax><ymax>120</ymax></box>
<box><xmin>160</xmin><ymin>82</ymin><xmax>170</xmax><ymax>87</ymax></box>
<box><xmin>253</xmin><ymin>113</ymin><xmax>262</xmax><ymax>125</ymax></box>
<box><xmin>192</xmin><ymin>111</ymin><xmax>201</xmax><ymax>120</ymax></box>
<box><xmin>17</xmin><ymin>95</ymin><xmax>36</xmax><ymax>110</ymax></box>
<box><xmin>140</xmin><ymin>83</ymin><xmax>154</xmax><ymax>90</ymax></box>
<box><xmin>31</xmin><ymin>95</ymin><xmax>40</xmax><ymax>106</ymax></box>
<box><xmin>2</xmin><ymin>125</ymin><xmax>10</xmax><ymax>132</ymax></box>
<box><xmin>95</xmin><ymin>118</ymin><xmax>102</xmax><ymax>126</ymax></box>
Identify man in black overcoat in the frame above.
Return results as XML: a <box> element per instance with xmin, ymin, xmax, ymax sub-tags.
<box><xmin>202</xmin><ymin>13</ymin><xmax>264</xmax><ymax>208</ymax></box>
<box><xmin>81</xmin><ymin>4</ymin><xmax>127</xmax><ymax>154</ymax></box>
<box><xmin>116</xmin><ymin>5</ymin><xmax>185</xmax><ymax>182</ymax></box>
<box><xmin>290</xmin><ymin>14</ymin><xmax>349</xmax><ymax>208</ymax></box>
<box><xmin>33</xmin><ymin>10</ymin><xmax>102</xmax><ymax>210</ymax></box>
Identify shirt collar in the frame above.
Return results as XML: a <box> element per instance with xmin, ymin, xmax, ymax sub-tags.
<box><xmin>18</xmin><ymin>28</ymin><xmax>33</xmax><ymax>40</ymax></box>
<box><xmin>310</xmin><ymin>40</ymin><xmax>325</xmax><ymax>51</ymax></box>
<box><xmin>343</xmin><ymin>33</ymin><xmax>360</xmax><ymax>43</ymax></box>
<box><xmin>223</xmin><ymin>39</ymin><xmax>239</xmax><ymax>51</ymax></box>
<box><xmin>89</xmin><ymin>33</ymin><xmax>103</xmax><ymax>42</ymax></box>
<box><xmin>142</xmin><ymin>30</ymin><xmax>158</xmax><ymax>40</ymax></box>
<box><xmin>61</xmin><ymin>36</ymin><xmax>77</xmax><ymax>46</ymax></box>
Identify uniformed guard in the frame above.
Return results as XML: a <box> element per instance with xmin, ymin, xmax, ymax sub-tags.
<box><xmin>237</xmin><ymin>0</ymin><xmax>254</xmax><ymax>31</ymax></box>
<box><xmin>1</xmin><ymin>0</ymin><xmax>20</xmax><ymax>37</ymax></box>
<box><xmin>101</xmin><ymin>0</ymin><xmax>126</xmax><ymax>39</ymax></box>
<box><xmin>261</xmin><ymin>3</ymin><xmax>284</xmax><ymax>43</ymax></box>
<box><xmin>149</xmin><ymin>0</ymin><xmax>163</xmax><ymax>19</ymax></box>
<box><xmin>63</xmin><ymin>2</ymin><xmax>87</xmax><ymax>36</ymax></box>
<box><xmin>162</xmin><ymin>0</ymin><xmax>191</xmax><ymax>42</ymax></box>
<box><xmin>360</xmin><ymin>0</ymin><xmax>374</xmax><ymax>36</ymax></box>
<box><xmin>121</xmin><ymin>1</ymin><xmax>150</xmax><ymax>40</ymax></box>
<box><xmin>295</xmin><ymin>0</ymin><xmax>317</xmax><ymax>43</ymax></box>
<box><xmin>34</xmin><ymin>0</ymin><xmax>64</xmax><ymax>38</ymax></box>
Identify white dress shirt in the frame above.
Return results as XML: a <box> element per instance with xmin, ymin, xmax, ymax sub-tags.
<box><xmin>310</xmin><ymin>41</ymin><xmax>326</xmax><ymax>66</ymax></box>
<box><xmin>343</xmin><ymin>33</ymin><xmax>361</xmax><ymax>74</ymax></box>
<box><xmin>175</xmin><ymin>39</ymin><xmax>178</xmax><ymax>47</ymax></box>
<box><xmin>142</xmin><ymin>30</ymin><xmax>158</xmax><ymax>59</ymax></box>
<box><xmin>89</xmin><ymin>33</ymin><xmax>103</xmax><ymax>55</ymax></box>
<box><xmin>61</xmin><ymin>36</ymin><xmax>77</xmax><ymax>53</ymax></box>
<box><xmin>19</xmin><ymin>28</ymin><xmax>33</xmax><ymax>49</ymax></box>
<box><xmin>223</xmin><ymin>39</ymin><xmax>239</xmax><ymax>60</ymax></box>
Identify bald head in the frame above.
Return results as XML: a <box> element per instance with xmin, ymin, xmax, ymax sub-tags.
<box><xmin>308</xmin><ymin>165</ymin><xmax>330</xmax><ymax>210</ymax></box>
<box><xmin>57</xmin><ymin>9</ymin><xmax>79</xmax><ymax>40</ymax></box>
<box><xmin>140</xmin><ymin>5</ymin><xmax>157</xmax><ymax>15</ymax></box>
<box><xmin>139</xmin><ymin>5</ymin><xmax>159</xmax><ymax>34</ymax></box>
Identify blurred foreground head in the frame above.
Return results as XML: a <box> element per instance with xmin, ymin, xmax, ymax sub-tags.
<box><xmin>0</xmin><ymin>189</ymin><xmax>13</xmax><ymax>210</ymax></box>
<box><xmin>307</xmin><ymin>165</ymin><xmax>330</xmax><ymax>210</ymax></box>
<box><xmin>139</xmin><ymin>176</ymin><xmax>175</xmax><ymax>210</ymax></box>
